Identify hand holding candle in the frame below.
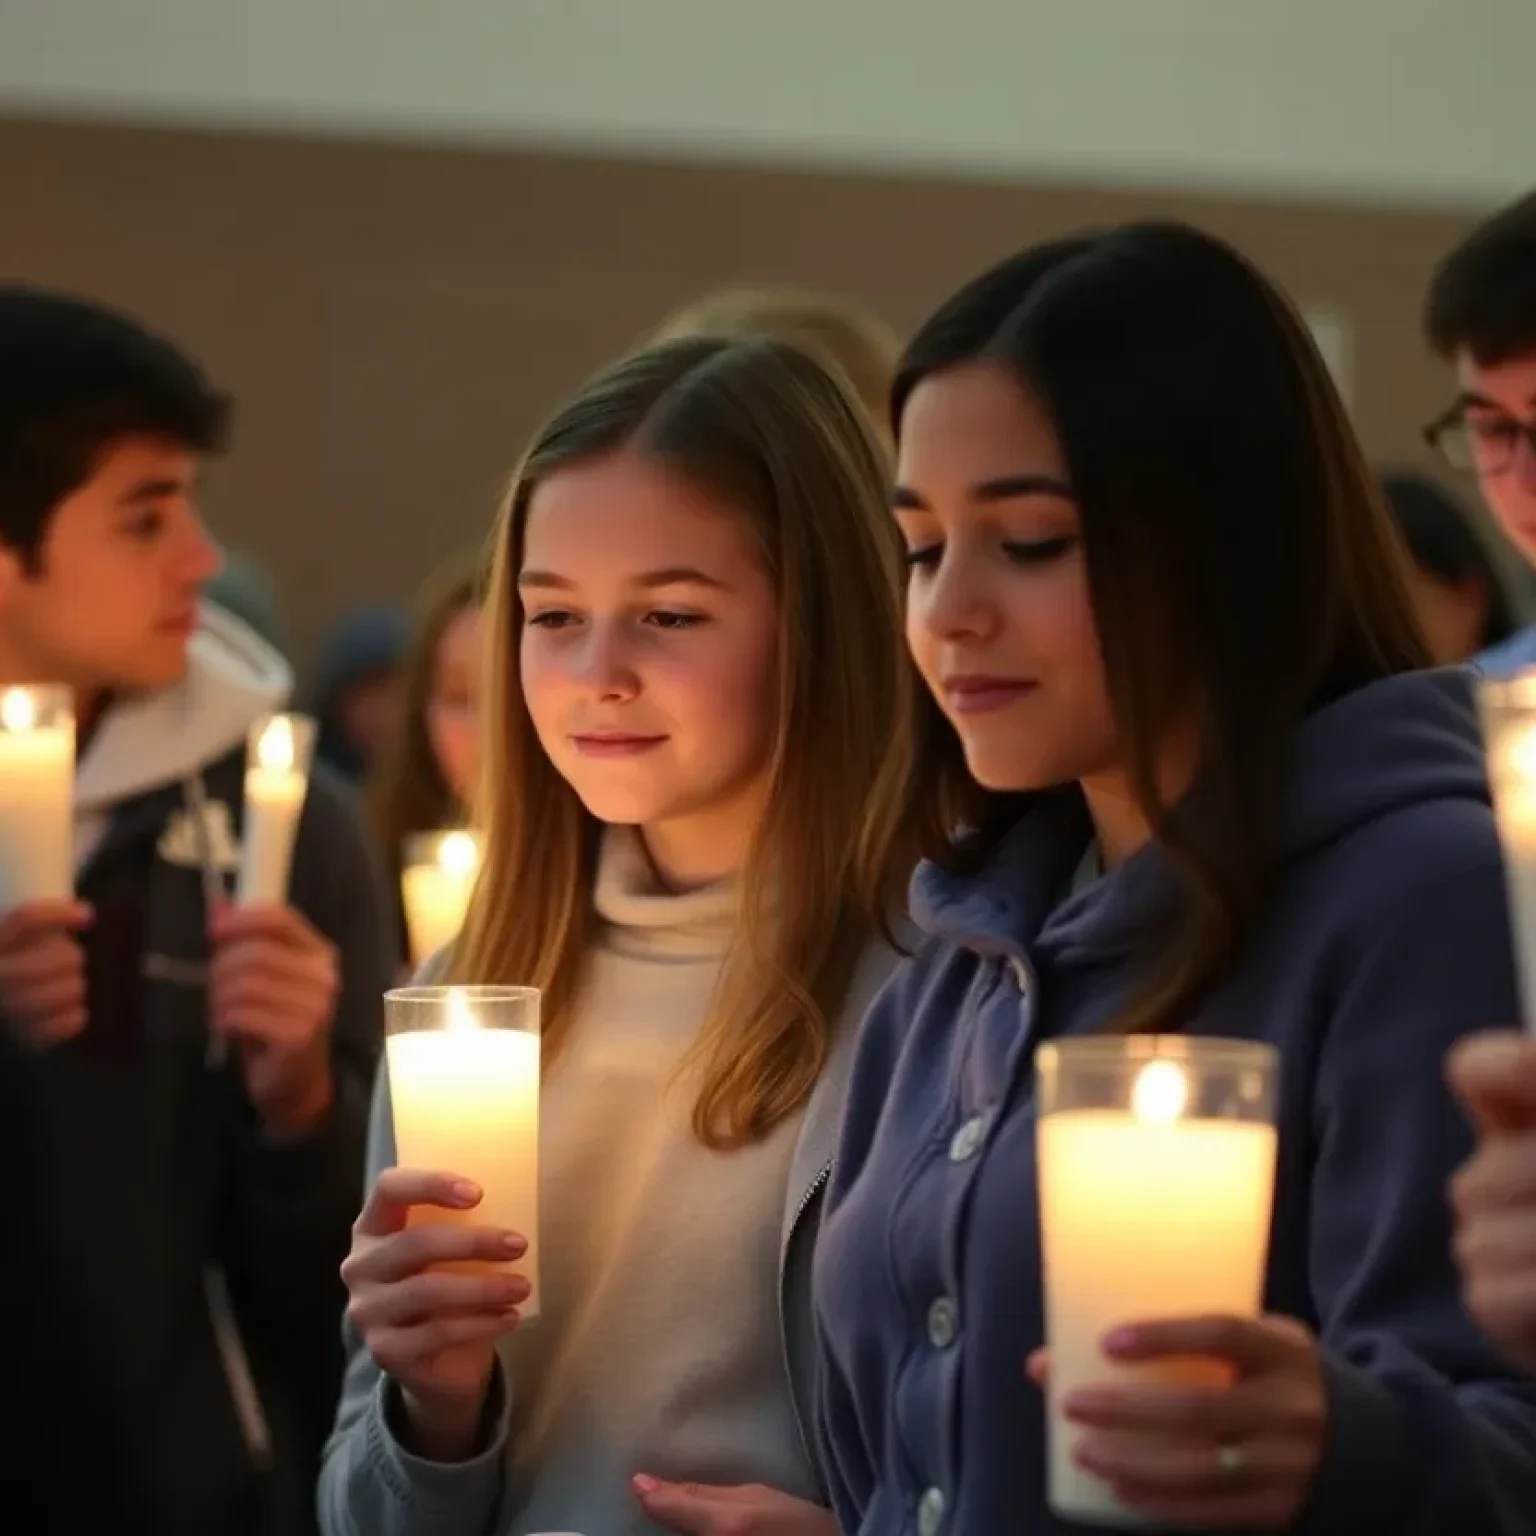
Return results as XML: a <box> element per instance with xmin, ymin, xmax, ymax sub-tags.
<box><xmin>0</xmin><ymin>898</ymin><xmax>91</xmax><ymax>1048</ymax></box>
<box><xmin>208</xmin><ymin>901</ymin><xmax>339</xmax><ymax>1134</ymax></box>
<box><xmin>1036</xmin><ymin>1035</ymin><xmax>1283</xmax><ymax>1527</ymax></box>
<box><xmin>0</xmin><ymin>685</ymin><xmax>74</xmax><ymax>911</ymax></box>
<box><xmin>401</xmin><ymin>830</ymin><xmax>482</xmax><ymax>966</ymax></box>
<box><xmin>1448</xmin><ymin>1030</ymin><xmax>1536</xmax><ymax>1376</ymax></box>
<box><xmin>238</xmin><ymin>713</ymin><xmax>315</xmax><ymax>907</ymax></box>
<box><xmin>1033</xmin><ymin>1313</ymin><xmax>1326</xmax><ymax>1531</ymax></box>
<box><xmin>341</xmin><ymin>1166</ymin><xmax>531</xmax><ymax>1462</ymax></box>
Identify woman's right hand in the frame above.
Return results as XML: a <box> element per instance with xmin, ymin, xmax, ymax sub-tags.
<box><xmin>1449</xmin><ymin>1031</ymin><xmax>1536</xmax><ymax>1374</ymax></box>
<box><xmin>342</xmin><ymin>1167</ymin><xmax>530</xmax><ymax>1460</ymax></box>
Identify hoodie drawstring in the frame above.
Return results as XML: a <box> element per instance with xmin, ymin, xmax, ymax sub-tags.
<box><xmin>179</xmin><ymin>775</ymin><xmax>274</xmax><ymax>1473</ymax></box>
<box><xmin>181</xmin><ymin>773</ymin><xmax>228</xmax><ymax>1070</ymax></box>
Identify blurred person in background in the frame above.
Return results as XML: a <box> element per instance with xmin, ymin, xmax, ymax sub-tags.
<box><xmin>318</xmin><ymin>335</ymin><xmax>943</xmax><ymax>1536</ymax></box>
<box><xmin>1424</xmin><ymin>191</ymin><xmax>1536</xmax><ymax>676</ymax></box>
<box><xmin>1380</xmin><ymin>470</ymin><xmax>1516</xmax><ymax>664</ymax></box>
<box><xmin>652</xmin><ymin>282</ymin><xmax>899</xmax><ymax>453</ymax></box>
<box><xmin>0</xmin><ymin>286</ymin><xmax>395</xmax><ymax>1536</ymax></box>
<box><xmin>310</xmin><ymin>604</ymin><xmax>411</xmax><ymax>785</ymax></box>
<box><xmin>369</xmin><ymin>556</ymin><xmax>483</xmax><ymax>964</ymax></box>
<box><xmin>1436</xmin><ymin>189</ymin><xmax>1536</xmax><ymax>1399</ymax></box>
<box><xmin>814</xmin><ymin>225</ymin><xmax>1536</xmax><ymax>1536</ymax></box>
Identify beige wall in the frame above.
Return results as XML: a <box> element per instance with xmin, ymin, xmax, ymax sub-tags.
<box><xmin>5</xmin><ymin>0</ymin><xmax>1530</xmax><ymax>207</ymax></box>
<box><xmin>0</xmin><ymin>116</ymin><xmax>1476</xmax><ymax>666</ymax></box>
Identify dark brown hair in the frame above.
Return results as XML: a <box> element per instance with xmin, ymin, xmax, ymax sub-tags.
<box><xmin>1381</xmin><ymin>469</ymin><xmax>1516</xmax><ymax>651</ymax></box>
<box><xmin>457</xmin><ymin>334</ymin><xmax>940</xmax><ymax>1148</ymax></box>
<box><xmin>0</xmin><ymin>285</ymin><xmax>228</xmax><ymax>566</ymax></box>
<box><xmin>1425</xmin><ymin>191</ymin><xmax>1536</xmax><ymax>366</ymax></box>
<box><xmin>369</xmin><ymin>554</ymin><xmax>483</xmax><ymax>881</ymax></box>
<box><xmin>895</xmin><ymin>222</ymin><xmax>1430</xmax><ymax>1032</ymax></box>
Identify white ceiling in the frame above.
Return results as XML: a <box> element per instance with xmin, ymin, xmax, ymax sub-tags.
<box><xmin>0</xmin><ymin>0</ymin><xmax>1529</xmax><ymax>208</ymax></box>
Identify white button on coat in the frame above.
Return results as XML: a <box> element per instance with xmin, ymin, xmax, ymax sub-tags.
<box><xmin>948</xmin><ymin>1114</ymin><xmax>987</xmax><ymax>1163</ymax></box>
<box><xmin>927</xmin><ymin>1296</ymin><xmax>958</xmax><ymax>1348</ymax></box>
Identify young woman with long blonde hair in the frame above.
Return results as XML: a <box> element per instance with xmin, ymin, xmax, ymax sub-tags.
<box><xmin>319</xmin><ymin>334</ymin><xmax>942</xmax><ymax>1536</ymax></box>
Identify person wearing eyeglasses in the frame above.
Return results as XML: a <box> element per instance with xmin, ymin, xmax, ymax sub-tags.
<box><xmin>1426</xmin><ymin>191</ymin><xmax>1536</xmax><ymax>1389</ymax></box>
<box><xmin>1424</xmin><ymin>191</ymin><xmax>1536</xmax><ymax>678</ymax></box>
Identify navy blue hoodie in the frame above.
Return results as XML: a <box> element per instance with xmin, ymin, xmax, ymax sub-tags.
<box><xmin>3</xmin><ymin>606</ymin><xmax>395</xmax><ymax>1536</ymax></box>
<box><xmin>814</xmin><ymin>667</ymin><xmax>1536</xmax><ymax>1536</ymax></box>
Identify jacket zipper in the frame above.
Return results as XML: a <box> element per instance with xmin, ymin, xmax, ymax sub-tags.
<box><xmin>792</xmin><ymin>1159</ymin><xmax>833</xmax><ymax>1231</ymax></box>
<box><xmin>779</xmin><ymin>1158</ymin><xmax>834</xmax><ymax>1484</ymax></box>
<box><xmin>181</xmin><ymin>773</ymin><xmax>231</xmax><ymax>1070</ymax></box>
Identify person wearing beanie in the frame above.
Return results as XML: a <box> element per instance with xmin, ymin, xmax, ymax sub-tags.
<box><xmin>309</xmin><ymin>606</ymin><xmax>411</xmax><ymax>784</ymax></box>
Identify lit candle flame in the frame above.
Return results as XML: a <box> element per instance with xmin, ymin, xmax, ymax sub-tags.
<box><xmin>438</xmin><ymin>830</ymin><xmax>479</xmax><ymax>878</ymax></box>
<box><xmin>0</xmin><ymin>688</ymin><xmax>37</xmax><ymax>733</ymax></box>
<box><xmin>446</xmin><ymin>990</ymin><xmax>479</xmax><ymax>1033</ymax></box>
<box><xmin>256</xmin><ymin>715</ymin><xmax>297</xmax><ymax>773</ymax></box>
<box><xmin>1131</xmin><ymin>1059</ymin><xmax>1189</xmax><ymax>1124</ymax></box>
<box><xmin>1506</xmin><ymin>725</ymin><xmax>1536</xmax><ymax>785</ymax></box>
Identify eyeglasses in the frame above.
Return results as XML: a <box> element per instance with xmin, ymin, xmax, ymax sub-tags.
<box><xmin>1424</xmin><ymin>404</ymin><xmax>1536</xmax><ymax>476</ymax></box>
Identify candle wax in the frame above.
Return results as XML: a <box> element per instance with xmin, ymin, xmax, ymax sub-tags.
<box><xmin>0</xmin><ymin>724</ymin><xmax>73</xmax><ymax>908</ymax></box>
<box><xmin>239</xmin><ymin>765</ymin><xmax>305</xmax><ymax>905</ymax></box>
<box><xmin>1490</xmin><ymin>781</ymin><xmax>1536</xmax><ymax>1031</ymax></box>
<box><xmin>388</xmin><ymin>1024</ymin><xmax>541</xmax><ymax>1318</ymax></box>
<box><xmin>402</xmin><ymin>862</ymin><xmax>476</xmax><ymax>965</ymax></box>
<box><xmin>1038</xmin><ymin>1110</ymin><xmax>1276</xmax><ymax>1527</ymax></box>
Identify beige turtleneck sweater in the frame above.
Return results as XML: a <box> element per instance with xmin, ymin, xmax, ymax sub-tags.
<box><xmin>321</xmin><ymin>827</ymin><xmax>856</xmax><ymax>1536</ymax></box>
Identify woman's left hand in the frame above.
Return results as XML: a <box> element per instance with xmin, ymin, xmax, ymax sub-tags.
<box><xmin>631</xmin><ymin>1475</ymin><xmax>836</xmax><ymax>1535</ymax></box>
<box><xmin>1033</xmin><ymin>1313</ymin><xmax>1328</xmax><ymax>1530</ymax></box>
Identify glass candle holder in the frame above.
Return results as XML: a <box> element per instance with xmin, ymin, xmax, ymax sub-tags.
<box><xmin>0</xmin><ymin>685</ymin><xmax>74</xmax><ymax>908</ymax></box>
<box><xmin>1036</xmin><ymin>1034</ymin><xmax>1280</xmax><ymax>1527</ymax></box>
<box><xmin>1480</xmin><ymin>671</ymin><xmax>1536</xmax><ymax>1030</ymax></box>
<box><xmin>401</xmin><ymin>829</ymin><xmax>482</xmax><ymax>966</ymax></box>
<box><xmin>385</xmin><ymin>984</ymin><xmax>541</xmax><ymax>1317</ymax></box>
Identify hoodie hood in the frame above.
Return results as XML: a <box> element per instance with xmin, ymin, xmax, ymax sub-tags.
<box><xmin>203</xmin><ymin>555</ymin><xmax>288</xmax><ymax>661</ymax></box>
<box><xmin>75</xmin><ymin>601</ymin><xmax>291</xmax><ymax>821</ymax></box>
<box><xmin>912</xmin><ymin>667</ymin><xmax>1490</xmax><ymax>969</ymax></box>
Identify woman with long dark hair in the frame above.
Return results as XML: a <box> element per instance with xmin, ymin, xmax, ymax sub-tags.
<box><xmin>814</xmin><ymin>224</ymin><xmax>1536</xmax><ymax>1534</ymax></box>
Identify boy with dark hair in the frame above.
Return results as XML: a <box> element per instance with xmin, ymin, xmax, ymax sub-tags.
<box><xmin>1423</xmin><ymin>190</ymin><xmax>1536</xmax><ymax>675</ymax></box>
<box><xmin>0</xmin><ymin>286</ymin><xmax>394</xmax><ymax>1534</ymax></box>
<box><xmin>1429</xmin><ymin>193</ymin><xmax>1536</xmax><ymax>1426</ymax></box>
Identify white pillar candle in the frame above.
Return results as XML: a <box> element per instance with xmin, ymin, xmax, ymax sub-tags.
<box><xmin>1480</xmin><ymin>675</ymin><xmax>1536</xmax><ymax>1031</ymax></box>
<box><xmin>1037</xmin><ymin>1037</ymin><xmax>1279</xmax><ymax>1527</ymax></box>
<box><xmin>238</xmin><ymin>713</ymin><xmax>315</xmax><ymax>906</ymax></box>
<box><xmin>0</xmin><ymin>685</ymin><xmax>74</xmax><ymax>909</ymax></box>
<box><xmin>401</xmin><ymin>830</ymin><xmax>482</xmax><ymax>965</ymax></box>
<box><xmin>386</xmin><ymin>985</ymin><xmax>541</xmax><ymax>1317</ymax></box>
